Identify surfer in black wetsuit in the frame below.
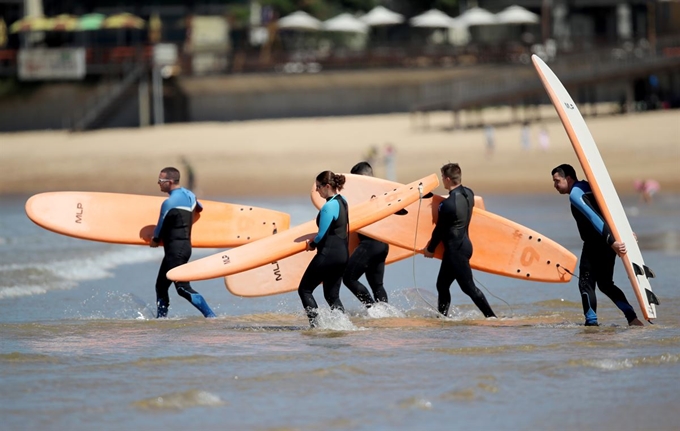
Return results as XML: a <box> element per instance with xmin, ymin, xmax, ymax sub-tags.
<box><xmin>551</xmin><ymin>164</ymin><xmax>643</xmax><ymax>326</ymax></box>
<box><xmin>298</xmin><ymin>171</ymin><xmax>349</xmax><ymax>327</ymax></box>
<box><xmin>150</xmin><ymin>167</ymin><xmax>215</xmax><ymax>319</ymax></box>
<box><xmin>342</xmin><ymin>162</ymin><xmax>390</xmax><ymax>307</ymax></box>
<box><xmin>422</xmin><ymin>163</ymin><xmax>496</xmax><ymax>319</ymax></box>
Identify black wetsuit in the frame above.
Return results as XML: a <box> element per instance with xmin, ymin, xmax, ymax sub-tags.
<box><xmin>569</xmin><ymin>180</ymin><xmax>638</xmax><ymax>325</ymax></box>
<box><xmin>298</xmin><ymin>194</ymin><xmax>349</xmax><ymax>325</ymax></box>
<box><xmin>153</xmin><ymin>188</ymin><xmax>214</xmax><ymax>318</ymax></box>
<box><xmin>426</xmin><ymin>185</ymin><xmax>496</xmax><ymax>318</ymax></box>
<box><xmin>343</xmin><ymin>234</ymin><xmax>389</xmax><ymax>306</ymax></box>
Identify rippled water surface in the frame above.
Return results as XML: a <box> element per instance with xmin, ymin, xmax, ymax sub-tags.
<box><xmin>1</xmin><ymin>193</ymin><xmax>679</xmax><ymax>431</ymax></box>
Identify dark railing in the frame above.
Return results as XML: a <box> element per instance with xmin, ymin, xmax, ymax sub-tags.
<box><xmin>410</xmin><ymin>35</ymin><xmax>680</xmax><ymax>114</ymax></box>
<box><xmin>1</xmin><ymin>35</ymin><xmax>679</xmax><ymax>79</ymax></box>
<box><xmin>66</xmin><ymin>62</ymin><xmax>147</xmax><ymax>131</ymax></box>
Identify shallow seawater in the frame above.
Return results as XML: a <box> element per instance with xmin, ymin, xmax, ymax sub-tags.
<box><xmin>1</xmin><ymin>192</ymin><xmax>679</xmax><ymax>431</ymax></box>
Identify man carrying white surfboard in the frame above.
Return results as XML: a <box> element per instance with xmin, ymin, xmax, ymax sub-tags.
<box><xmin>422</xmin><ymin>163</ymin><xmax>497</xmax><ymax>319</ymax></box>
<box><xmin>150</xmin><ymin>167</ymin><xmax>216</xmax><ymax>319</ymax></box>
<box><xmin>551</xmin><ymin>164</ymin><xmax>643</xmax><ymax>327</ymax></box>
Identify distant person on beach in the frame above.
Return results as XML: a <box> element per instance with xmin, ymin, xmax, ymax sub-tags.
<box><xmin>342</xmin><ymin>162</ymin><xmax>390</xmax><ymax>307</ymax></box>
<box><xmin>149</xmin><ymin>167</ymin><xmax>215</xmax><ymax>318</ymax></box>
<box><xmin>551</xmin><ymin>164</ymin><xmax>643</xmax><ymax>326</ymax></box>
<box><xmin>484</xmin><ymin>124</ymin><xmax>495</xmax><ymax>157</ymax></box>
<box><xmin>180</xmin><ymin>156</ymin><xmax>196</xmax><ymax>191</ymax></box>
<box><xmin>538</xmin><ymin>126</ymin><xmax>550</xmax><ymax>151</ymax></box>
<box><xmin>299</xmin><ymin>171</ymin><xmax>349</xmax><ymax>327</ymax></box>
<box><xmin>364</xmin><ymin>145</ymin><xmax>379</xmax><ymax>167</ymax></box>
<box><xmin>422</xmin><ymin>163</ymin><xmax>497</xmax><ymax>319</ymax></box>
<box><xmin>384</xmin><ymin>143</ymin><xmax>396</xmax><ymax>181</ymax></box>
<box><xmin>634</xmin><ymin>179</ymin><xmax>660</xmax><ymax>204</ymax></box>
<box><xmin>521</xmin><ymin>122</ymin><xmax>531</xmax><ymax>150</ymax></box>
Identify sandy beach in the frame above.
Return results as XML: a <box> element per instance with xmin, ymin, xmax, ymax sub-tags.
<box><xmin>1</xmin><ymin>107</ymin><xmax>678</xmax><ymax>198</ymax></box>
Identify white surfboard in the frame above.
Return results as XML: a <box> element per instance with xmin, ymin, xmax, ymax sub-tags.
<box><xmin>532</xmin><ymin>54</ymin><xmax>659</xmax><ymax>321</ymax></box>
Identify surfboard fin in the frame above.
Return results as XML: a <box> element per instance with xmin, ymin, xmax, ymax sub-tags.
<box><xmin>643</xmin><ymin>265</ymin><xmax>656</xmax><ymax>279</ymax></box>
<box><xmin>646</xmin><ymin>289</ymin><xmax>660</xmax><ymax>306</ymax></box>
<box><xmin>633</xmin><ymin>263</ymin><xmax>656</xmax><ymax>279</ymax></box>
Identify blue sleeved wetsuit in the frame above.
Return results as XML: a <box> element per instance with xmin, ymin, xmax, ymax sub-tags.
<box><xmin>154</xmin><ymin>188</ymin><xmax>214</xmax><ymax>318</ymax></box>
<box><xmin>426</xmin><ymin>185</ymin><xmax>495</xmax><ymax>318</ymax></box>
<box><xmin>569</xmin><ymin>181</ymin><xmax>615</xmax><ymax>247</ymax></box>
<box><xmin>298</xmin><ymin>194</ymin><xmax>349</xmax><ymax>326</ymax></box>
<box><xmin>568</xmin><ymin>180</ymin><xmax>637</xmax><ymax>325</ymax></box>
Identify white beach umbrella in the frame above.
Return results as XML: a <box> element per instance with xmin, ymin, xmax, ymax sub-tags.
<box><xmin>496</xmin><ymin>5</ymin><xmax>540</xmax><ymax>24</ymax></box>
<box><xmin>323</xmin><ymin>13</ymin><xmax>368</xmax><ymax>33</ymax></box>
<box><xmin>360</xmin><ymin>5</ymin><xmax>404</xmax><ymax>26</ymax></box>
<box><xmin>277</xmin><ymin>11</ymin><xmax>322</xmax><ymax>31</ymax></box>
<box><xmin>459</xmin><ymin>7</ymin><xmax>498</xmax><ymax>26</ymax></box>
<box><xmin>409</xmin><ymin>9</ymin><xmax>454</xmax><ymax>28</ymax></box>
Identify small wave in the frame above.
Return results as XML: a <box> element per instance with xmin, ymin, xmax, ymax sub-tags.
<box><xmin>398</xmin><ymin>396</ymin><xmax>433</xmax><ymax>410</ymax></box>
<box><xmin>569</xmin><ymin>353</ymin><xmax>680</xmax><ymax>370</ymax></box>
<box><xmin>126</xmin><ymin>355</ymin><xmax>220</xmax><ymax>368</ymax></box>
<box><xmin>132</xmin><ymin>389</ymin><xmax>224</xmax><ymax>411</ymax></box>
<box><xmin>0</xmin><ymin>247</ymin><xmax>158</xmax><ymax>300</ymax></box>
<box><xmin>0</xmin><ymin>352</ymin><xmax>63</xmax><ymax>364</ymax></box>
<box><xmin>435</xmin><ymin>344</ymin><xmax>542</xmax><ymax>355</ymax></box>
<box><xmin>0</xmin><ymin>282</ymin><xmax>75</xmax><ymax>299</ymax></box>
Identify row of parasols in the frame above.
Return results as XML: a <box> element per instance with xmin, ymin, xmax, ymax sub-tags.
<box><xmin>6</xmin><ymin>12</ymin><xmax>151</xmax><ymax>33</ymax></box>
<box><xmin>1</xmin><ymin>6</ymin><xmax>539</xmax><ymax>37</ymax></box>
<box><xmin>280</xmin><ymin>6</ymin><xmax>540</xmax><ymax>33</ymax></box>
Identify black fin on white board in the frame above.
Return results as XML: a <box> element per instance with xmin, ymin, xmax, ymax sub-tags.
<box><xmin>644</xmin><ymin>265</ymin><xmax>656</xmax><ymax>279</ymax></box>
<box><xmin>646</xmin><ymin>289</ymin><xmax>660</xmax><ymax>306</ymax></box>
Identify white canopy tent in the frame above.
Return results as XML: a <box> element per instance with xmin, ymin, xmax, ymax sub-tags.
<box><xmin>360</xmin><ymin>6</ymin><xmax>404</xmax><ymax>26</ymax></box>
<box><xmin>458</xmin><ymin>7</ymin><xmax>498</xmax><ymax>26</ymax></box>
<box><xmin>323</xmin><ymin>13</ymin><xmax>368</xmax><ymax>33</ymax></box>
<box><xmin>409</xmin><ymin>9</ymin><xmax>454</xmax><ymax>28</ymax></box>
<box><xmin>496</xmin><ymin>6</ymin><xmax>540</xmax><ymax>25</ymax></box>
<box><xmin>277</xmin><ymin>11</ymin><xmax>322</xmax><ymax>31</ymax></box>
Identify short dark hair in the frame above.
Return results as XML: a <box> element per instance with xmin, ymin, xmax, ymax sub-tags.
<box><xmin>350</xmin><ymin>161</ymin><xmax>373</xmax><ymax>176</ymax></box>
<box><xmin>441</xmin><ymin>163</ymin><xmax>461</xmax><ymax>184</ymax></box>
<box><xmin>551</xmin><ymin>164</ymin><xmax>578</xmax><ymax>181</ymax></box>
<box><xmin>160</xmin><ymin>167</ymin><xmax>180</xmax><ymax>184</ymax></box>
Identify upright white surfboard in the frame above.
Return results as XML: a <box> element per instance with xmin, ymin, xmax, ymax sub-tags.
<box><xmin>532</xmin><ymin>54</ymin><xmax>658</xmax><ymax>321</ymax></box>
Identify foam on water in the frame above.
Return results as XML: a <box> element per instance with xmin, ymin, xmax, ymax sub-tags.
<box><xmin>132</xmin><ymin>389</ymin><xmax>224</xmax><ymax>411</ymax></box>
<box><xmin>0</xmin><ymin>247</ymin><xmax>159</xmax><ymax>300</ymax></box>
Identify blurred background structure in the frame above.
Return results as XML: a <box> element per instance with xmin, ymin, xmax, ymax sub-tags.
<box><xmin>0</xmin><ymin>0</ymin><xmax>679</xmax><ymax>131</ymax></box>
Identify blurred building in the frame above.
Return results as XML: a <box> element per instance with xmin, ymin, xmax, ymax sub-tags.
<box><xmin>0</xmin><ymin>0</ymin><xmax>678</xmax><ymax>132</ymax></box>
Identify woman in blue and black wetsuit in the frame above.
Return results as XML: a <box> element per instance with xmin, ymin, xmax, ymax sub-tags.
<box><xmin>299</xmin><ymin>171</ymin><xmax>350</xmax><ymax>327</ymax></box>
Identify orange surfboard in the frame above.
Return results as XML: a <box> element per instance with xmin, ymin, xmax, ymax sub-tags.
<box><xmin>224</xmin><ymin>233</ymin><xmax>415</xmax><ymax>297</ymax></box>
<box><xmin>312</xmin><ymin>174</ymin><xmax>576</xmax><ymax>283</ymax></box>
<box><xmin>167</xmin><ymin>174</ymin><xmax>440</xmax><ymax>282</ymax></box>
<box><xmin>25</xmin><ymin>192</ymin><xmax>290</xmax><ymax>248</ymax></box>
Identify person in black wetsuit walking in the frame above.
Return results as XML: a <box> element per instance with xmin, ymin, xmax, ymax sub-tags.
<box><xmin>422</xmin><ymin>163</ymin><xmax>496</xmax><ymax>319</ymax></box>
<box><xmin>298</xmin><ymin>171</ymin><xmax>350</xmax><ymax>327</ymax></box>
<box><xmin>342</xmin><ymin>162</ymin><xmax>390</xmax><ymax>307</ymax></box>
<box><xmin>551</xmin><ymin>163</ymin><xmax>643</xmax><ymax>326</ymax></box>
<box><xmin>150</xmin><ymin>167</ymin><xmax>215</xmax><ymax>318</ymax></box>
